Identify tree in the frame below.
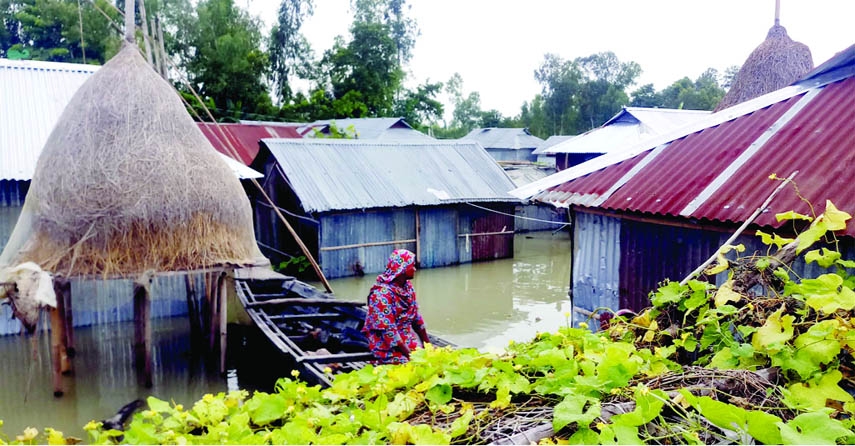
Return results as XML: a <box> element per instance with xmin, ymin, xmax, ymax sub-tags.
<box><xmin>393</xmin><ymin>81</ymin><xmax>443</xmax><ymax>129</ymax></box>
<box><xmin>350</xmin><ymin>0</ymin><xmax>417</xmax><ymax>65</ymax></box>
<box><xmin>186</xmin><ymin>0</ymin><xmax>272</xmax><ymax>120</ymax></box>
<box><xmin>268</xmin><ymin>0</ymin><xmax>314</xmax><ymax>103</ymax></box>
<box><xmin>322</xmin><ymin>21</ymin><xmax>402</xmax><ymax>117</ymax></box>
<box><xmin>2</xmin><ymin>0</ymin><xmax>120</xmax><ymax>62</ymax></box>
<box><xmin>657</xmin><ymin>68</ymin><xmax>726</xmax><ymax>110</ymax></box>
<box><xmin>630</xmin><ymin>83</ymin><xmax>661</xmax><ymax>108</ymax></box>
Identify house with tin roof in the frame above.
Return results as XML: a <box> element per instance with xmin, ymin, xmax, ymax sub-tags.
<box><xmin>251</xmin><ymin>139</ymin><xmax>520</xmax><ymax>279</ymax></box>
<box><xmin>461</xmin><ymin>128</ymin><xmax>544</xmax><ymax>163</ymax></box>
<box><xmin>532</xmin><ymin>107</ymin><xmax>710</xmax><ymax>170</ymax></box>
<box><xmin>512</xmin><ymin>43</ymin><xmax>855</xmax><ymax>322</ymax></box>
<box><xmin>242</xmin><ymin>117</ymin><xmax>432</xmax><ymax>141</ymax></box>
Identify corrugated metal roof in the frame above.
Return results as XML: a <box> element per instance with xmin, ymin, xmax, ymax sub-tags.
<box><xmin>0</xmin><ymin>59</ymin><xmax>98</xmax><ymax>180</ymax></box>
<box><xmin>262</xmin><ymin>139</ymin><xmax>520</xmax><ymax>213</ymax></box>
<box><xmin>526</xmin><ymin>43</ymin><xmax>855</xmax><ymax>237</ymax></box>
<box><xmin>462</xmin><ymin>128</ymin><xmax>544</xmax><ymax>150</ymax></box>
<box><xmin>533</xmin><ymin>135</ymin><xmax>574</xmax><ymax>154</ymax></box>
<box><xmin>535</xmin><ymin>107</ymin><xmax>710</xmax><ymax>155</ymax></box>
<box><xmin>197</xmin><ymin>123</ymin><xmax>302</xmax><ymax>165</ymax></box>
<box><xmin>503</xmin><ymin>165</ymin><xmax>556</xmax><ymax>188</ymax></box>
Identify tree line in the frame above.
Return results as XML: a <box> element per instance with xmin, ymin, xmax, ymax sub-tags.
<box><xmin>0</xmin><ymin>0</ymin><xmax>738</xmax><ymax>138</ymax></box>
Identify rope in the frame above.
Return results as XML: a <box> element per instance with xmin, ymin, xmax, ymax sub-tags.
<box><xmin>465</xmin><ymin>202</ymin><xmax>569</xmax><ymax>226</ymax></box>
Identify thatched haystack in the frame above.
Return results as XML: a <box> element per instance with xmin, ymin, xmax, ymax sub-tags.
<box><xmin>0</xmin><ymin>43</ymin><xmax>264</xmax><ymax>277</ymax></box>
<box><xmin>714</xmin><ymin>23</ymin><xmax>813</xmax><ymax>111</ymax></box>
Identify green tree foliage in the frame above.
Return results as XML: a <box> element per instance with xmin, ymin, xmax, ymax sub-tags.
<box><xmin>1</xmin><ymin>0</ymin><xmax>120</xmax><ymax>62</ymax></box>
<box><xmin>393</xmin><ymin>81</ymin><xmax>444</xmax><ymax>130</ymax></box>
<box><xmin>630</xmin><ymin>67</ymin><xmax>730</xmax><ymax>110</ymax></box>
<box><xmin>185</xmin><ymin>0</ymin><xmax>273</xmax><ymax>121</ymax></box>
<box><xmin>268</xmin><ymin>0</ymin><xmax>314</xmax><ymax>103</ymax></box>
<box><xmin>532</xmin><ymin>51</ymin><xmax>640</xmax><ymax>136</ymax></box>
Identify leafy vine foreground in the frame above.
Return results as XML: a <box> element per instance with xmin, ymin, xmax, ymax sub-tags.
<box><xmin>3</xmin><ymin>200</ymin><xmax>855</xmax><ymax>444</ymax></box>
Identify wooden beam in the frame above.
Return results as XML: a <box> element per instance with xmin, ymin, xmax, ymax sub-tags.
<box><xmin>133</xmin><ymin>272</ymin><xmax>153</xmax><ymax>388</ymax></box>
<box><xmin>218</xmin><ymin>271</ymin><xmax>229</xmax><ymax>375</ymax></box>
<box><xmin>320</xmin><ymin>239</ymin><xmax>417</xmax><ymax>252</ymax></box>
<box><xmin>246</xmin><ymin>298</ymin><xmax>364</xmax><ymax>308</ymax></box>
<box><xmin>415</xmin><ymin>211</ymin><xmax>421</xmax><ymax>265</ymax></box>
<box><xmin>269</xmin><ymin>312</ymin><xmax>342</xmax><ymax>321</ymax></box>
<box><xmin>300</xmin><ymin>352</ymin><xmax>375</xmax><ymax>363</ymax></box>
<box><xmin>54</xmin><ymin>279</ymin><xmax>72</xmax><ymax>374</ymax></box>
<box><xmin>49</xmin><ymin>307</ymin><xmax>64</xmax><ymax>397</ymax></box>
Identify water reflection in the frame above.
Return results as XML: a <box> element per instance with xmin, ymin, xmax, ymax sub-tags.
<box><xmin>0</xmin><ymin>318</ymin><xmax>227</xmax><ymax>439</ymax></box>
<box><xmin>0</xmin><ymin>231</ymin><xmax>571</xmax><ymax>437</ymax></box>
<box><xmin>310</xmin><ymin>231</ymin><xmax>572</xmax><ymax>352</ymax></box>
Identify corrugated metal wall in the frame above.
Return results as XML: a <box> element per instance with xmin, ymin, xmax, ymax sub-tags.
<box><xmin>0</xmin><ymin>274</ymin><xmax>207</xmax><ymax>336</ymax></box>
<box><xmin>486</xmin><ymin>149</ymin><xmax>536</xmax><ymax>162</ymax></box>
<box><xmin>457</xmin><ymin>204</ymin><xmax>514</xmax><ymax>263</ymax></box>
<box><xmin>418</xmin><ymin>207</ymin><xmax>459</xmax><ymax>268</ymax></box>
<box><xmin>0</xmin><ymin>180</ymin><xmax>26</xmax><ymax>254</ymax></box>
<box><xmin>572</xmin><ymin>212</ymin><xmax>620</xmax><ymax>321</ymax></box>
<box><xmin>515</xmin><ymin>204</ymin><xmax>568</xmax><ymax>233</ymax></box>
<box><xmin>619</xmin><ymin>220</ymin><xmax>721</xmax><ymax>311</ymax></box>
<box><xmin>319</xmin><ymin>209</ymin><xmax>416</xmax><ymax>279</ymax></box>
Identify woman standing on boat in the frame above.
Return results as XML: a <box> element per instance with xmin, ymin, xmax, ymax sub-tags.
<box><xmin>362</xmin><ymin>249</ymin><xmax>430</xmax><ymax>364</ymax></box>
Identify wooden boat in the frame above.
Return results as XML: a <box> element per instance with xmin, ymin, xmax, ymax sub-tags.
<box><xmin>234</xmin><ymin>271</ymin><xmax>454</xmax><ymax>387</ymax></box>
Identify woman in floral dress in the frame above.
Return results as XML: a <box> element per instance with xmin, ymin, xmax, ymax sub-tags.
<box><xmin>362</xmin><ymin>249</ymin><xmax>430</xmax><ymax>364</ymax></box>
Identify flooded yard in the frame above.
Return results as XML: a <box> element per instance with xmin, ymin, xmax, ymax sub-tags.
<box><xmin>0</xmin><ymin>230</ymin><xmax>571</xmax><ymax>438</ymax></box>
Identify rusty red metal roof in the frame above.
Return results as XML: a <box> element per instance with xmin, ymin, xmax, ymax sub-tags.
<box><xmin>197</xmin><ymin>123</ymin><xmax>302</xmax><ymax>165</ymax></box>
<box><xmin>531</xmin><ymin>46</ymin><xmax>855</xmax><ymax>237</ymax></box>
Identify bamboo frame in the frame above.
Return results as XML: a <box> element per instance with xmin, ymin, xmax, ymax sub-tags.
<box><xmin>319</xmin><ymin>239</ymin><xmax>417</xmax><ymax>252</ymax></box>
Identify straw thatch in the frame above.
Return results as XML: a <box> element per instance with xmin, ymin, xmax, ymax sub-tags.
<box><xmin>0</xmin><ymin>43</ymin><xmax>264</xmax><ymax>277</ymax></box>
<box><xmin>714</xmin><ymin>24</ymin><xmax>813</xmax><ymax>111</ymax></box>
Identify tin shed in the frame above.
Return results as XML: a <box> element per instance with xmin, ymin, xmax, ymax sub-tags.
<box><xmin>252</xmin><ymin>139</ymin><xmax>520</xmax><ymax>279</ymax></box>
<box><xmin>513</xmin><ymin>43</ymin><xmax>855</xmax><ymax>322</ymax></box>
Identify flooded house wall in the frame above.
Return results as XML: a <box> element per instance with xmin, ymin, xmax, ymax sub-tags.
<box><xmin>416</xmin><ymin>207</ymin><xmax>459</xmax><ymax>268</ymax></box>
<box><xmin>0</xmin><ymin>180</ymin><xmax>27</xmax><ymax>253</ymax></box>
<box><xmin>319</xmin><ymin>209</ymin><xmax>416</xmax><ymax>279</ymax></box>
<box><xmin>618</xmin><ymin>220</ymin><xmax>721</xmax><ymax>311</ymax></box>
<box><xmin>571</xmin><ymin>211</ymin><xmax>620</xmax><ymax>324</ymax></box>
<box><xmin>457</xmin><ymin>204</ymin><xmax>515</xmax><ymax>264</ymax></box>
<box><xmin>0</xmin><ymin>274</ymin><xmax>208</xmax><ymax>336</ymax></box>
<box><xmin>515</xmin><ymin>204</ymin><xmax>567</xmax><ymax>233</ymax></box>
<box><xmin>485</xmin><ymin>148</ymin><xmax>536</xmax><ymax>163</ymax></box>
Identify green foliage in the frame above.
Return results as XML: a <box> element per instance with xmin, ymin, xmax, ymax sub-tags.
<box><xmin>630</xmin><ymin>68</ymin><xmax>728</xmax><ymax>110</ymax></box>
<box><xmin>4</xmin><ymin>200</ymin><xmax>855</xmax><ymax>444</ymax></box>
<box><xmin>274</xmin><ymin>255</ymin><xmax>312</xmax><ymax>276</ymax></box>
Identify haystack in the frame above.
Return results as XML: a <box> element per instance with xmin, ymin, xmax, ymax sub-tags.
<box><xmin>0</xmin><ymin>43</ymin><xmax>264</xmax><ymax>277</ymax></box>
<box><xmin>714</xmin><ymin>23</ymin><xmax>813</xmax><ymax>111</ymax></box>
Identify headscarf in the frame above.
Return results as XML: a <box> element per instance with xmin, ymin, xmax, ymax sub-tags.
<box><xmin>375</xmin><ymin>249</ymin><xmax>416</xmax><ymax>284</ymax></box>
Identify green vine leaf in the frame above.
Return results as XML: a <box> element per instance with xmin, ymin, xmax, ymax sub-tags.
<box><xmin>805</xmin><ymin>248</ymin><xmax>842</xmax><ymax>268</ymax></box>
<box><xmin>776</xmin><ymin>409</ymin><xmax>854</xmax><ymax>445</ymax></box>
<box><xmin>775</xmin><ymin>210</ymin><xmax>813</xmax><ymax>223</ymax></box>
<box><xmin>553</xmin><ymin>394</ymin><xmax>600</xmax><ymax>432</ymax></box>
<box><xmin>783</xmin><ymin>370</ymin><xmax>854</xmax><ymax>410</ymax></box>
<box><xmin>425</xmin><ymin>383</ymin><xmax>453</xmax><ymax>405</ymax></box>
<box><xmin>752</xmin><ymin>305</ymin><xmax>795</xmax><ymax>353</ymax></box>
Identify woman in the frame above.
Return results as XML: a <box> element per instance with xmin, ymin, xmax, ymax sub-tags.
<box><xmin>362</xmin><ymin>249</ymin><xmax>430</xmax><ymax>364</ymax></box>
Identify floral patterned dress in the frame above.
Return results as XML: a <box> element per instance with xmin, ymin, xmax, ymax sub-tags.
<box><xmin>362</xmin><ymin>249</ymin><xmax>426</xmax><ymax>364</ymax></box>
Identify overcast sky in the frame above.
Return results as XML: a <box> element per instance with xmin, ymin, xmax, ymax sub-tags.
<box><xmin>245</xmin><ymin>0</ymin><xmax>855</xmax><ymax>119</ymax></box>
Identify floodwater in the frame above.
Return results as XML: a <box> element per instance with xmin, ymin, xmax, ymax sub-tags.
<box><xmin>0</xmin><ymin>231</ymin><xmax>571</xmax><ymax>439</ymax></box>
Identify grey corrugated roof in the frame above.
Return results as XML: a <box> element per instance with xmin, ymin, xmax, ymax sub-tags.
<box><xmin>262</xmin><ymin>139</ymin><xmax>520</xmax><ymax>213</ymax></box>
<box><xmin>0</xmin><ymin>59</ymin><xmax>98</xmax><ymax>180</ymax></box>
<box><xmin>461</xmin><ymin>128</ymin><xmax>544</xmax><ymax>150</ymax></box>
<box><xmin>1</xmin><ymin>58</ymin><xmax>262</xmax><ymax>181</ymax></box>
<box><xmin>532</xmin><ymin>135</ymin><xmax>574</xmax><ymax>154</ymax></box>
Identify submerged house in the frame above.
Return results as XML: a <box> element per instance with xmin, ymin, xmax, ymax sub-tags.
<box><xmin>532</xmin><ymin>107</ymin><xmax>710</xmax><ymax>171</ymax></box>
<box><xmin>250</xmin><ymin>139</ymin><xmax>520</xmax><ymax>279</ymax></box>
<box><xmin>462</xmin><ymin>128</ymin><xmax>544</xmax><ymax>163</ymax></box>
<box><xmin>512</xmin><ymin>43</ymin><xmax>855</xmax><ymax>321</ymax></box>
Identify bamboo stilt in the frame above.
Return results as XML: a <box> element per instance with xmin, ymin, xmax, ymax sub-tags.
<box><xmin>53</xmin><ymin>280</ymin><xmax>72</xmax><ymax>374</ymax></box>
<box><xmin>60</xmin><ymin>280</ymin><xmax>75</xmax><ymax>358</ymax></box>
<box><xmin>185</xmin><ymin>273</ymin><xmax>203</xmax><ymax>346</ymax></box>
<box><xmin>218</xmin><ymin>270</ymin><xmax>229</xmax><ymax>374</ymax></box>
<box><xmin>208</xmin><ymin>272</ymin><xmax>219</xmax><ymax>353</ymax></box>
<box><xmin>49</xmin><ymin>307</ymin><xmax>64</xmax><ymax>397</ymax></box>
<box><xmin>133</xmin><ymin>272</ymin><xmax>153</xmax><ymax>388</ymax></box>
<box><xmin>415</xmin><ymin>211</ymin><xmax>421</xmax><ymax>265</ymax></box>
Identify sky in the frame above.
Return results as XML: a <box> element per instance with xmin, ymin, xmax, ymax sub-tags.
<box><xmin>244</xmin><ymin>0</ymin><xmax>855</xmax><ymax>119</ymax></box>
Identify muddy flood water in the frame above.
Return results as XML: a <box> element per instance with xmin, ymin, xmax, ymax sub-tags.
<box><xmin>0</xmin><ymin>231</ymin><xmax>571</xmax><ymax>439</ymax></box>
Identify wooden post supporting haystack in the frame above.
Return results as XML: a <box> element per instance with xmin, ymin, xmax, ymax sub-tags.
<box><xmin>218</xmin><ymin>270</ymin><xmax>230</xmax><ymax>374</ymax></box>
<box><xmin>48</xmin><ymin>306</ymin><xmax>65</xmax><ymax>396</ymax></box>
<box><xmin>54</xmin><ymin>278</ymin><xmax>73</xmax><ymax>374</ymax></box>
<box><xmin>133</xmin><ymin>271</ymin><xmax>154</xmax><ymax>387</ymax></box>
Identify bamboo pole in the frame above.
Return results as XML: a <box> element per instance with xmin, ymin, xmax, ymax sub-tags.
<box><xmin>319</xmin><ymin>238</ymin><xmax>417</xmax><ymax>252</ymax></box>
<box><xmin>137</xmin><ymin>0</ymin><xmax>153</xmax><ymax>64</ymax></box>
<box><xmin>415</xmin><ymin>211</ymin><xmax>421</xmax><ymax>264</ymax></box>
<box><xmin>133</xmin><ymin>272</ymin><xmax>153</xmax><ymax>387</ymax></box>
<box><xmin>53</xmin><ymin>279</ymin><xmax>72</xmax><ymax>374</ymax></box>
<box><xmin>123</xmin><ymin>0</ymin><xmax>134</xmax><ymax>42</ymax></box>
<box><xmin>185</xmin><ymin>273</ymin><xmax>202</xmax><ymax>346</ymax></box>
<box><xmin>218</xmin><ymin>270</ymin><xmax>229</xmax><ymax>374</ymax></box>
<box><xmin>207</xmin><ymin>271</ymin><xmax>218</xmax><ymax>353</ymax></box>
<box><xmin>59</xmin><ymin>280</ymin><xmax>75</xmax><ymax>358</ymax></box>
<box><xmin>49</xmin><ymin>307</ymin><xmax>64</xmax><ymax>397</ymax></box>
<box><xmin>156</xmin><ymin>17</ymin><xmax>168</xmax><ymax>78</ymax></box>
